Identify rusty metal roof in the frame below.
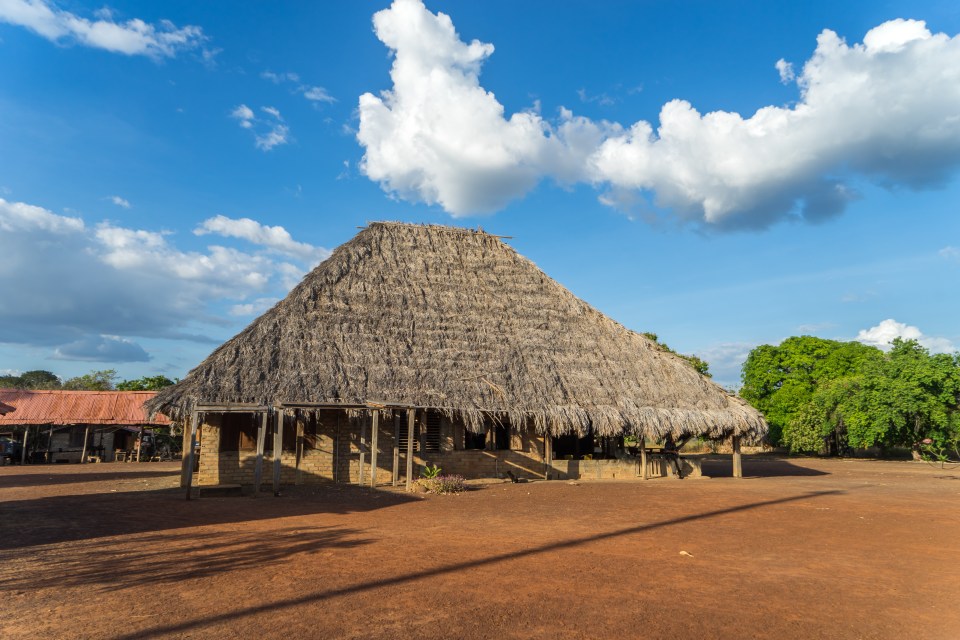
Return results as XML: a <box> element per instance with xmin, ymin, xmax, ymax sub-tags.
<box><xmin>0</xmin><ymin>401</ymin><xmax>14</xmax><ymax>415</ymax></box>
<box><xmin>0</xmin><ymin>390</ymin><xmax>172</xmax><ymax>426</ymax></box>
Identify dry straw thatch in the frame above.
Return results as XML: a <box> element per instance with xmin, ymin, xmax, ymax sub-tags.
<box><xmin>148</xmin><ymin>222</ymin><xmax>766</xmax><ymax>441</ymax></box>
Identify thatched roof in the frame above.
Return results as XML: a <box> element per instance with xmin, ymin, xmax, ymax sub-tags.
<box><xmin>148</xmin><ymin>222</ymin><xmax>765</xmax><ymax>441</ymax></box>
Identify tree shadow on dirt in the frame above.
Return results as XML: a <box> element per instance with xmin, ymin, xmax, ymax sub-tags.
<box><xmin>2</xmin><ymin>525</ymin><xmax>371</xmax><ymax>594</ymax></box>
<box><xmin>0</xmin><ymin>483</ymin><xmax>416</xmax><ymax>551</ymax></box>
<box><xmin>700</xmin><ymin>457</ymin><xmax>829</xmax><ymax>478</ymax></box>
<box><xmin>113</xmin><ymin>489</ymin><xmax>843</xmax><ymax>640</ymax></box>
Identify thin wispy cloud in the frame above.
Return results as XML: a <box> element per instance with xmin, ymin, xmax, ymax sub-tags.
<box><xmin>260</xmin><ymin>68</ymin><xmax>336</xmax><ymax>105</ymax></box>
<box><xmin>0</xmin><ymin>0</ymin><xmax>208</xmax><ymax>59</ymax></box>
<box><xmin>230</xmin><ymin>104</ymin><xmax>290</xmax><ymax>151</ymax></box>
<box><xmin>109</xmin><ymin>195</ymin><xmax>131</xmax><ymax>209</ymax></box>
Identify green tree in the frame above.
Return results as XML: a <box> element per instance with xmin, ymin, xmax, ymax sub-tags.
<box><xmin>0</xmin><ymin>370</ymin><xmax>62</xmax><ymax>389</ymax></box>
<box><xmin>116</xmin><ymin>375</ymin><xmax>176</xmax><ymax>391</ymax></box>
<box><xmin>742</xmin><ymin>336</ymin><xmax>960</xmax><ymax>455</ymax></box>
<box><xmin>62</xmin><ymin>369</ymin><xmax>117</xmax><ymax>391</ymax></box>
<box><xmin>740</xmin><ymin>336</ymin><xmax>880</xmax><ymax>445</ymax></box>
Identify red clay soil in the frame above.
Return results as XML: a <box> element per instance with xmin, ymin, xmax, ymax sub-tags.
<box><xmin>1</xmin><ymin>457</ymin><xmax>958</xmax><ymax>640</ymax></box>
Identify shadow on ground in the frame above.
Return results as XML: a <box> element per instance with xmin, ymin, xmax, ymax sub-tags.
<box><xmin>700</xmin><ymin>456</ymin><xmax>830</xmax><ymax>478</ymax></box>
<box><xmin>0</xmin><ymin>469</ymin><xmax>177</xmax><ymax>488</ymax></box>
<box><xmin>0</xmin><ymin>483</ymin><xmax>417</xmax><ymax>551</ymax></box>
<box><xmin>2</xmin><ymin>525</ymin><xmax>371</xmax><ymax>593</ymax></box>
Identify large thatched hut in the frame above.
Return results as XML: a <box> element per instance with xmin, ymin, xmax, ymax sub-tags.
<box><xmin>149</xmin><ymin>222</ymin><xmax>765</xmax><ymax>491</ymax></box>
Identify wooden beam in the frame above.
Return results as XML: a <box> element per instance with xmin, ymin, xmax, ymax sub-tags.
<box><xmin>392</xmin><ymin>413</ymin><xmax>400</xmax><ymax>487</ymax></box>
<box><xmin>135</xmin><ymin>426</ymin><xmax>144</xmax><ymax>462</ymax></box>
<box><xmin>253</xmin><ymin>410</ymin><xmax>267</xmax><ymax>495</ymax></box>
<box><xmin>732</xmin><ymin>435</ymin><xmax>743</xmax><ymax>479</ymax></box>
<box><xmin>273</xmin><ymin>409</ymin><xmax>283</xmax><ymax>495</ymax></box>
<box><xmin>295</xmin><ymin>414</ymin><xmax>305</xmax><ymax>485</ymax></box>
<box><xmin>369</xmin><ymin>410</ymin><xmax>380</xmax><ymax>488</ymax></box>
<box><xmin>180</xmin><ymin>421</ymin><xmax>192</xmax><ymax>486</ymax></box>
<box><xmin>358</xmin><ymin>414</ymin><xmax>368</xmax><ymax>486</ymax></box>
<box><xmin>21</xmin><ymin>426</ymin><xmax>29</xmax><ymax>465</ymax></box>
<box><xmin>543</xmin><ymin>434</ymin><xmax>552</xmax><ymax>480</ymax></box>
<box><xmin>279</xmin><ymin>401</ymin><xmax>369</xmax><ymax>410</ymax></box>
<box><xmin>405</xmin><ymin>408</ymin><xmax>415</xmax><ymax>491</ymax></box>
<box><xmin>80</xmin><ymin>424</ymin><xmax>90</xmax><ymax>464</ymax></box>
<box><xmin>640</xmin><ymin>439</ymin><xmax>648</xmax><ymax>480</ymax></box>
<box><xmin>194</xmin><ymin>402</ymin><xmax>266</xmax><ymax>412</ymax></box>
<box><xmin>185</xmin><ymin>410</ymin><xmax>199</xmax><ymax>500</ymax></box>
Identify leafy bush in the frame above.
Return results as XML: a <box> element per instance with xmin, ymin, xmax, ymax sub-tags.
<box><xmin>418</xmin><ymin>474</ymin><xmax>466</xmax><ymax>494</ymax></box>
<box><xmin>782</xmin><ymin>402</ymin><xmax>827</xmax><ymax>453</ymax></box>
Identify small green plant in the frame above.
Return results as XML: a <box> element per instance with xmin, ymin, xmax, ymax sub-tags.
<box><xmin>421</xmin><ymin>464</ymin><xmax>442</xmax><ymax>479</ymax></box>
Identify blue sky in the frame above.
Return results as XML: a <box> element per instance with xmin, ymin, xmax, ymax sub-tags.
<box><xmin>1</xmin><ymin>0</ymin><xmax>959</xmax><ymax>388</ymax></box>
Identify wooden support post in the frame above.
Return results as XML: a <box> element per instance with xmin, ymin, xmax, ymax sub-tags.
<box><xmin>135</xmin><ymin>426</ymin><xmax>144</xmax><ymax>462</ymax></box>
<box><xmin>21</xmin><ymin>426</ymin><xmax>29</xmax><ymax>465</ymax></box>
<box><xmin>253</xmin><ymin>410</ymin><xmax>267</xmax><ymax>495</ymax></box>
<box><xmin>405</xmin><ymin>408</ymin><xmax>415</xmax><ymax>491</ymax></box>
<box><xmin>180</xmin><ymin>421</ymin><xmax>192</xmax><ymax>486</ymax></box>
<box><xmin>358</xmin><ymin>414</ymin><xmax>368</xmax><ymax>486</ymax></box>
<box><xmin>392</xmin><ymin>413</ymin><xmax>400</xmax><ymax>487</ymax></box>
<box><xmin>369</xmin><ymin>410</ymin><xmax>380</xmax><ymax>488</ymax></box>
<box><xmin>640</xmin><ymin>442</ymin><xmax>648</xmax><ymax>480</ymax></box>
<box><xmin>273</xmin><ymin>410</ymin><xmax>283</xmax><ymax>496</ymax></box>
<box><xmin>46</xmin><ymin>426</ymin><xmax>53</xmax><ymax>463</ymax></box>
<box><xmin>732</xmin><ymin>435</ymin><xmax>743</xmax><ymax>479</ymax></box>
<box><xmin>80</xmin><ymin>425</ymin><xmax>90</xmax><ymax>464</ymax></box>
<box><xmin>295</xmin><ymin>414</ymin><xmax>305</xmax><ymax>485</ymax></box>
<box><xmin>185</xmin><ymin>410</ymin><xmax>199</xmax><ymax>500</ymax></box>
<box><xmin>543</xmin><ymin>434</ymin><xmax>552</xmax><ymax>480</ymax></box>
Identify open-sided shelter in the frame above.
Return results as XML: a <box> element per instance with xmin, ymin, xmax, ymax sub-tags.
<box><xmin>0</xmin><ymin>390</ymin><xmax>173</xmax><ymax>463</ymax></box>
<box><xmin>148</xmin><ymin>223</ymin><xmax>766</xmax><ymax>492</ymax></box>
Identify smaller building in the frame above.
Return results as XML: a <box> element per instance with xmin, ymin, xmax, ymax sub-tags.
<box><xmin>0</xmin><ymin>390</ymin><xmax>173</xmax><ymax>463</ymax></box>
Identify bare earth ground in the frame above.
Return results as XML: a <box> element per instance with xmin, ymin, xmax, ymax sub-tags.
<box><xmin>1</xmin><ymin>457</ymin><xmax>958</xmax><ymax>640</ymax></box>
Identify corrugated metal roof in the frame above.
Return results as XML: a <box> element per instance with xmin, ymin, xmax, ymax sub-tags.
<box><xmin>0</xmin><ymin>401</ymin><xmax>14</xmax><ymax>415</ymax></box>
<box><xmin>0</xmin><ymin>390</ymin><xmax>172</xmax><ymax>426</ymax></box>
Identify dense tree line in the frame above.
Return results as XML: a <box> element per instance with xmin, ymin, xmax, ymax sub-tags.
<box><xmin>741</xmin><ymin>336</ymin><xmax>960</xmax><ymax>460</ymax></box>
<box><xmin>0</xmin><ymin>369</ymin><xmax>175</xmax><ymax>391</ymax></box>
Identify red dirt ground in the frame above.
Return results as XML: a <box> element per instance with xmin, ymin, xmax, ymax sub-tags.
<box><xmin>1</xmin><ymin>457</ymin><xmax>958</xmax><ymax>640</ymax></box>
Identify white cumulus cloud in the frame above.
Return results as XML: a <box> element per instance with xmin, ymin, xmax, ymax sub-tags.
<box><xmin>358</xmin><ymin>1</ymin><xmax>960</xmax><ymax>228</ymax></box>
<box><xmin>0</xmin><ymin>197</ymin><xmax>84</xmax><ymax>233</ymax></box>
<box><xmin>0</xmin><ymin>0</ymin><xmax>207</xmax><ymax>58</ymax></box>
<box><xmin>109</xmin><ymin>195</ymin><xmax>131</xmax><ymax>208</ymax></box>
<box><xmin>194</xmin><ymin>214</ymin><xmax>330</xmax><ymax>263</ymax></box>
<box><xmin>0</xmin><ymin>198</ymin><xmax>326</xmax><ymax>363</ymax></box>
<box><xmin>856</xmin><ymin>319</ymin><xmax>955</xmax><ymax>353</ymax></box>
